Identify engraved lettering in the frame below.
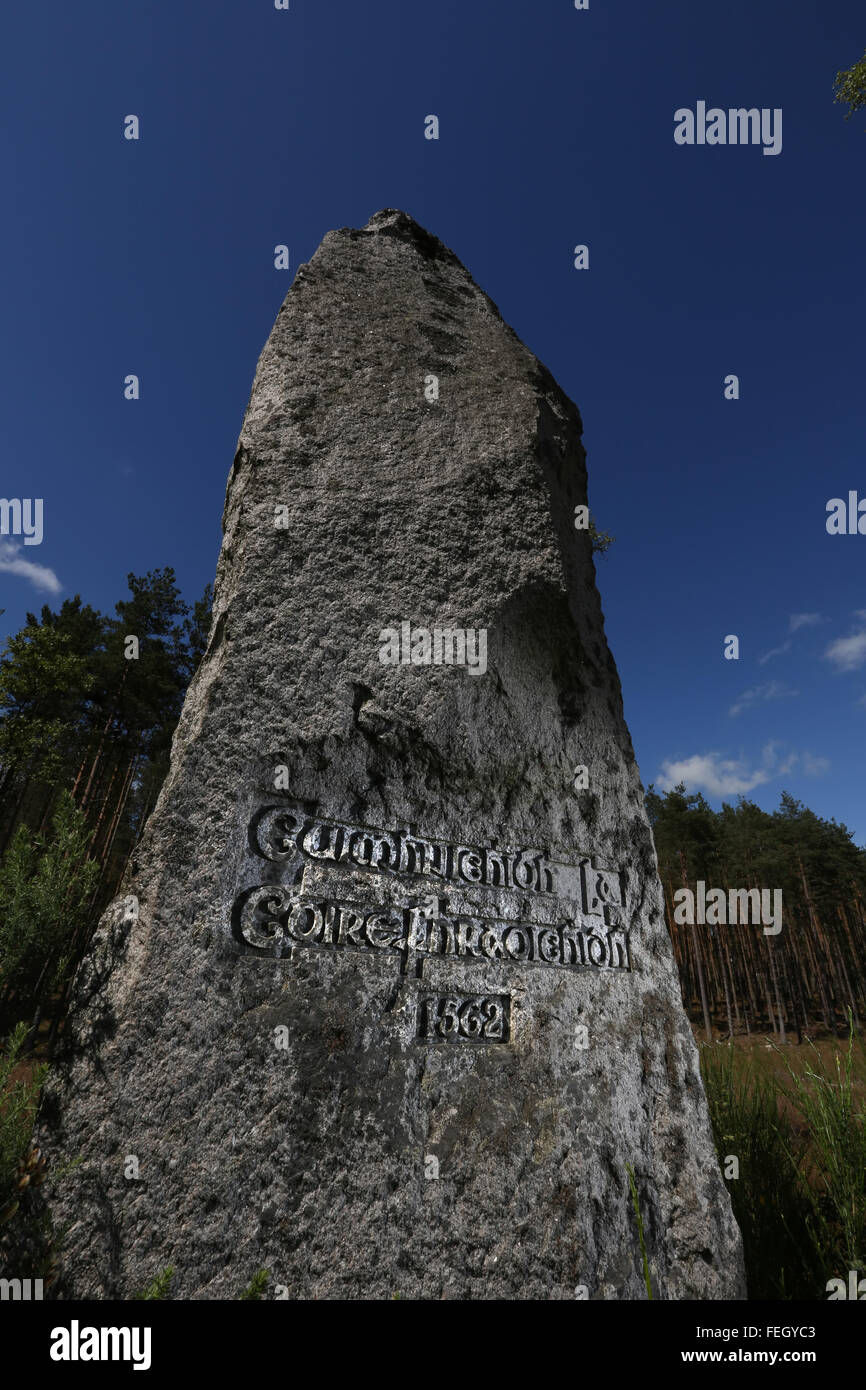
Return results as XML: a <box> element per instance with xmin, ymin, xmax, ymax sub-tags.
<box><xmin>322</xmin><ymin>903</ymin><xmax>338</xmax><ymax>945</ymax></box>
<box><xmin>235</xmin><ymin>888</ymin><xmax>631</xmax><ymax>975</ymax></box>
<box><xmin>371</xmin><ymin>833</ymin><xmax>400</xmax><ymax>871</ymax></box>
<box><xmin>582</xmin><ymin>866</ymin><xmax>622</xmax><ymax>917</ymax></box>
<box><xmin>482</xmin><ymin>999</ymin><xmax>505</xmax><ymax>1039</ymax></box>
<box><xmin>586</xmin><ymin>933</ymin><xmax>609</xmax><ymax>967</ymax></box>
<box><xmin>301</xmin><ymin>822</ymin><xmax>342</xmax><ymax>860</ymax></box>
<box><xmin>560</xmin><ymin>923</ymin><xmax>586</xmax><ymax>967</ymax></box>
<box><xmin>418</xmin><ymin>993</ymin><xmax>511</xmax><ymax>1043</ymax></box>
<box><xmin>255</xmin><ymin>808</ymin><xmax>304</xmax><ymax>861</ymax></box>
<box><xmin>252</xmin><ymin>804</ymin><xmax>615</xmax><ymax>904</ymax></box>
<box><xmin>400</xmin><ymin>836</ymin><xmax>433</xmax><ymax>875</ymax></box>
<box><xmin>504</xmin><ymin>925</ymin><xmax>530</xmax><ymax>960</ymax></box>
<box><xmin>365</xmin><ymin>912</ymin><xmax>401</xmax><ymax>949</ymax></box>
<box><xmin>511</xmin><ymin>853</ymin><xmax>537</xmax><ymax>890</ymax></box>
<box><xmin>608</xmin><ymin>928</ymin><xmax>629</xmax><ymax>970</ymax></box>
<box><xmin>456</xmin><ymin>848</ymin><xmax>484</xmax><ymax>883</ymax></box>
<box><xmin>237</xmin><ymin>885</ymin><xmax>293</xmax><ymax>951</ymax></box>
<box><xmin>482</xmin><ymin>848</ymin><xmax>510</xmax><ymax>887</ymax></box>
<box><xmin>337</xmin><ymin>907</ymin><xmax>367</xmax><ymax>948</ymax></box>
<box><xmin>440</xmin><ymin>998</ymin><xmax>460</xmax><ymax>1035</ymax></box>
<box><xmin>405</xmin><ymin>907</ymin><xmax>430</xmax><ymax>954</ymax></box>
<box><xmin>456</xmin><ymin>920</ymin><xmax>484</xmax><ymax>957</ymax></box>
<box><xmin>480</xmin><ymin>926</ymin><xmax>506</xmax><ymax>961</ymax></box>
<box><xmin>287</xmin><ymin>902</ymin><xmax>324</xmax><ymax>941</ymax></box>
<box><xmin>539</xmin><ymin>928</ymin><xmax>561</xmax><ymax>964</ymax></box>
<box><xmin>425</xmin><ymin>915</ymin><xmax>457</xmax><ymax>957</ymax></box>
<box><xmin>348</xmin><ymin>830</ymin><xmax>376</xmax><ymax>868</ymax></box>
<box><xmin>460</xmin><ymin>998</ymin><xmax>484</xmax><ymax>1036</ymax></box>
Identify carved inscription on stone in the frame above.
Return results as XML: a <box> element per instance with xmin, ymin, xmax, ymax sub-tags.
<box><xmin>233</xmin><ymin>804</ymin><xmax>632</xmax><ymax>1006</ymax></box>
<box><xmin>251</xmin><ymin>805</ymin><xmax>623</xmax><ymax>915</ymax></box>
<box><xmin>233</xmin><ymin>886</ymin><xmax>630</xmax><ymax>975</ymax></box>
<box><xmin>418</xmin><ymin>994</ymin><xmax>510</xmax><ymax>1044</ymax></box>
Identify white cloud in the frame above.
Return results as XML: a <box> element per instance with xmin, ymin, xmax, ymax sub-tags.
<box><xmin>759</xmin><ymin>741</ymin><xmax>799</xmax><ymax>777</ymax></box>
<box><xmin>657</xmin><ymin>751</ymin><xmax>773</xmax><ymax>798</ymax></box>
<box><xmin>789</xmin><ymin>612</ymin><xmax>822</xmax><ymax>633</ymax></box>
<box><xmin>758</xmin><ymin>614</ymin><xmax>823</xmax><ymax>664</ymax></box>
<box><xmin>0</xmin><ymin>541</ymin><xmax>61</xmax><ymax>595</ymax></box>
<box><xmin>758</xmin><ymin>639</ymin><xmax>792</xmax><ymax>665</ymax></box>
<box><xmin>729</xmin><ymin>681</ymin><xmax>798</xmax><ymax>717</ymax></box>
<box><xmin>802</xmin><ymin>753</ymin><xmax>830</xmax><ymax>776</ymax></box>
<box><xmin>824</xmin><ymin>629</ymin><xmax>866</xmax><ymax>672</ymax></box>
<box><xmin>657</xmin><ymin>743</ymin><xmax>819</xmax><ymax>798</ymax></box>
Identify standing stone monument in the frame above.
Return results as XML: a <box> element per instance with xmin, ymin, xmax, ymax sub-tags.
<box><xmin>42</xmin><ymin>209</ymin><xmax>744</xmax><ymax>1300</ymax></box>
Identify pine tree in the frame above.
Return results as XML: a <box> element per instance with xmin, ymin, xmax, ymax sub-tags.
<box><xmin>0</xmin><ymin>792</ymin><xmax>99</xmax><ymax>1030</ymax></box>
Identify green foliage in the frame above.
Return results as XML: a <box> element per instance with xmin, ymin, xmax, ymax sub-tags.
<box><xmin>0</xmin><ymin>792</ymin><xmax>100</xmax><ymax>1009</ymax></box>
<box><xmin>239</xmin><ymin>1268</ymin><xmax>270</xmax><ymax>1299</ymax></box>
<box><xmin>646</xmin><ymin>780</ymin><xmax>866</xmax><ymax>896</ymax></box>
<box><xmin>135</xmin><ymin>1267</ymin><xmax>275</xmax><ymax>1299</ymax></box>
<box><xmin>184</xmin><ymin>583</ymin><xmax>214</xmax><ymax>678</ymax></box>
<box><xmin>0</xmin><ymin>1023</ymin><xmax>64</xmax><ymax>1284</ymax></box>
<box><xmin>0</xmin><ymin>621</ymin><xmax>94</xmax><ymax>785</ymax></box>
<box><xmin>625</xmin><ymin>1163</ymin><xmax>653</xmax><ymax>1299</ymax></box>
<box><xmin>0</xmin><ymin>574</ymin><xmax>212</xmax><ymax>857</ymax></box>
<box><xmin>134</xmin><ymin>1266</ymin><xmax>174</xmax><ymax>1300</ymax></box>
<box><xmin>0</xmin><ymin>573</ymin><xmax>212</xmax><ymax>1030</ymax></box>
<box><xmin>834</xmin><ymin>50</ymin><xmax>866</xmax><ymax>123</ymax></box>
<box><xmin>701</xmin><ymin>1028</ymin><xmax>866</xmax><ymax>1298</ymax></box>
<box><xmin>0</xmin><ymin>1022</ymin><xmax>47</xmax><ymax>1224</ymax></box>
<box><xmin>701</xmin><ymin>1044</ymin><xmax>820</xmax><ymax>1298</ymax></box>
<box><xmin>647</xmin><ymin>781</ymin><xmax>866</xmax><ymax>1035</ymax></box>
<box><xmin>588</xmin><ymin>517</ymin><xmax>615</xmax><ymax>556</ymax></box>
<box><xmin>777</xmin><ymin>1017</ymin><xmax>866</xmax><ymax>1274</ymax></box>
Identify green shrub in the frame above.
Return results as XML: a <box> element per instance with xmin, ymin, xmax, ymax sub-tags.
<box><xmin>239</xmin><ymin>1268</ymin><xmax>269</xmax><ymax>1299</ymax></box>
<box><xmin>0</xmin><ymin>1022</ymin><xmax>47</xmax><ymax>1225</ymax></box>
<box><xmin>135</xmin><ymin>1266</ymin><xmax>174</xmax><ymax>1300</ymax></box>
<box><xmin>701</xmin><ymin>1043</ymin><xmax>822</xmax><ymax>1299</ymax></box>
<box><xmin>0</xmin><ymin>791</ymin><xmax>99</xmax><ymax>1017</ymax></box>
<box><xmin>777</xmin><ymin>1018</ymin><xmax>866</xmax><ymax>1278</ymax></box>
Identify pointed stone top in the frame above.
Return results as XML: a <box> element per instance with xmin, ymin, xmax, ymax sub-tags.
<box><xmin>364</xmin><ymin>207</ymin><xmax>421</xmax><ymax>230</ymax></box>
<box><xmin>339</xmin><ymin>207</ymin><xmax>462</xmax><ymax>266</ymax></box>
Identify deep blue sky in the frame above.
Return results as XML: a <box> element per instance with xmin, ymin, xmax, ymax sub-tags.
<box><xmin>2</xmin><ymin>2</ymin><xmax>864</xmax><ymax>840</ymax></box>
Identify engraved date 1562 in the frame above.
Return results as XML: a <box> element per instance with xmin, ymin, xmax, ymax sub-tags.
<box><xmin>418</xmin><ymin>993</ymin><xmax>510</xmax><ymax>1043</ymax></box>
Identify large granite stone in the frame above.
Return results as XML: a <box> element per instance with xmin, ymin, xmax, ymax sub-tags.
<box><xmin>40</xmin><ymin>209</ymin><xmax>744</xmax><ymax>1300</ymax></box>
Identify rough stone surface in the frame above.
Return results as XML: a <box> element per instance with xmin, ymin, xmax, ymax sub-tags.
<box><xmin>40</xmin><ymin>209</ymin><xmax>744</xmax><ymax>1300</ymax></box>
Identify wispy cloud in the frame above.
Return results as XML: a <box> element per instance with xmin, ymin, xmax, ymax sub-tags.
<box><xmin>758</xmin><ymin>639</ymin><xmax>792</xmax><ymax>665</ymax></box>
<box><xmin>729</xmin><ymin>680</ymin><xmax>798</xmax><ymax>717</ymax></box>
<box><xmin>0</xmin><ymin>541</ymin><xmax>62</xmax><ymax>595</ymax></box>
<box><xmin>758</xmin><ymin>613</ymin><xmax>824</xmax><ymax>664</ymax></box>
<box><xmin>657</xmin><ymin>743</ymin><xmax>824</xmax><ymax>798</ymax></box>
<box><xmin>802</xmin><ymin>753</ymin><xmax>830</xmax><ymax>776</ymax></box>
<box><xmin>824</xmin><ymin>628</ymin><xmax>866</xmax><ymax>673</ymax></box>
<box><xmin>789</xmin><ymin>612</ymin><xmax>822</xmax><ymax>633</ymax></box>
